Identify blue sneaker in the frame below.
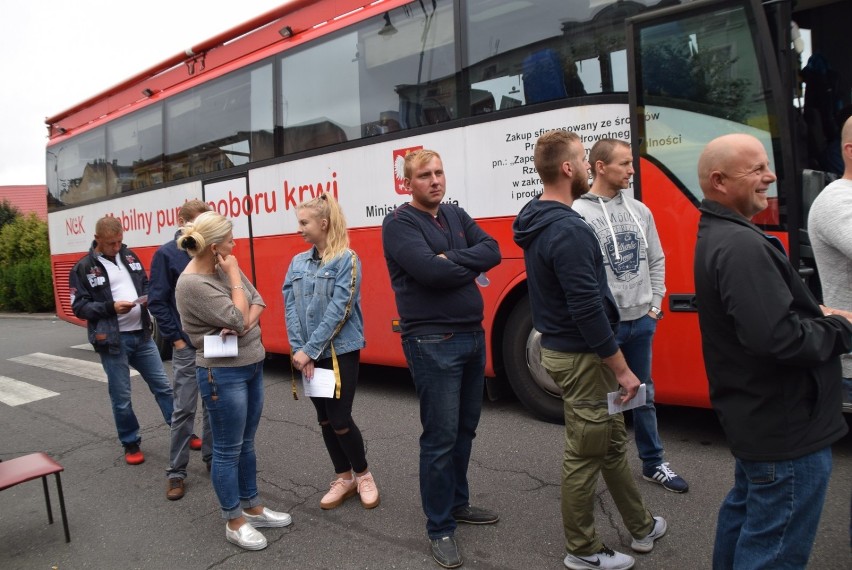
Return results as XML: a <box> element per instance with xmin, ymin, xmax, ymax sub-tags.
<box><xmin>643</xmin><ymin>462</ymin><xmax>688</xmax><ymax>493</ymax></box>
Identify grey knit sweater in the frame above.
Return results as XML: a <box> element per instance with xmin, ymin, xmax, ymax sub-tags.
<box><xmin>175</xmin><ymin>269</ymin><xmax>266</xmax><ymax>368</ymax></box>
<box><xmin>808</xmin><ymin>178</ymin><xmax>852</xmax><ymax>378</ymax></box>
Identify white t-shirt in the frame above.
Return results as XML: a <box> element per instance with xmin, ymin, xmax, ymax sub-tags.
<box><xmin>98</xmin><ymin>255</ymin><xmax>143</xmax><ymax>332</ymax></box>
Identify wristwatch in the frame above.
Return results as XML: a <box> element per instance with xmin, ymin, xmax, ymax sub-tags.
<box><xmin>649</xmin><ymin>306</ymin><xmax>664</xmax><ymax>320</ymax></box>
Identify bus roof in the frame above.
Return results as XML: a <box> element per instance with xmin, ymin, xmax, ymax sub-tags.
<box><xmin>44</xmin><ymin>0</ymin><xmax>375</xmax><ymax>139</ymax></box>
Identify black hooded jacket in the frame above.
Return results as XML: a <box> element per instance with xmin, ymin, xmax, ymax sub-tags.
<box><xmin>512</xmin><ymin>196</ymin><xmax>620</xmax><ymax>357</ymax></box>
<box><xmin>694</xmin><ymin>199</ymin><xmax>851</xmax><ymax>460</ymax></box>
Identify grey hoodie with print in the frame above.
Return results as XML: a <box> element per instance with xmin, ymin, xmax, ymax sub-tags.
<box><xmin>571</xmin><ymin>191</ymin><xmax>665</xmax><ymax>321</ymax></box>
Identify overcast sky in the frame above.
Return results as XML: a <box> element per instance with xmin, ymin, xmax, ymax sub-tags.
<box><xmin>0</xmin><ymin>1</ymin><xmax>284</xmax><ymax>186</ymax></box>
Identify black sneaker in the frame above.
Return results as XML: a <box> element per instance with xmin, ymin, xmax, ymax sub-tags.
<box><xmin>452</xmin><ymin>505</ymin><xmax>499</xmax><ymax>525</ymax></box>
<box><xmin>643</xmin><ymin>462</ymin><xmax>689</xmax><ymax>493</ymax></box>
<box><xmin>430</xmin><ymin>536</ymin><xmax>462</xmax><ymax>568</ymax></box>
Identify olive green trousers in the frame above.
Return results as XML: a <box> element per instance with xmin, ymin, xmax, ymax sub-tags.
<box><xmin>541</xmin><ymin>348</ymin><xmax>654</xmax><ymax>556</ymax></box>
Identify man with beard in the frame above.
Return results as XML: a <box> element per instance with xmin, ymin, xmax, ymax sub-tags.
<box><xmin>513</xmin><ymin>130</ymin><xmax>665</xmax><ymax>570</ymax></box>
<box><xmin>571</xmin><ymin>139</ymin><xmax>687</xmax><ymax>493</ymax></box>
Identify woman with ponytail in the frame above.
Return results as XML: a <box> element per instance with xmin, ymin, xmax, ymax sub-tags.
<box><xmin>283</xmin><ymin>193</ymin><xmax>379</xmax><ymax>510</ymax></box>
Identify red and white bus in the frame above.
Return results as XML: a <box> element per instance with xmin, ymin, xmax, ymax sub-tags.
<box><xmin>45</xmin><ymin>0</ymin><xmax>852</xmax><ymax>422</ymax></box>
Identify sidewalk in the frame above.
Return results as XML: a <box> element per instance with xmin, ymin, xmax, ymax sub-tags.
<box><xmin>0</xmin><ymin>312</ymin><xmax>58</xmax><ymax>320</ymax></box>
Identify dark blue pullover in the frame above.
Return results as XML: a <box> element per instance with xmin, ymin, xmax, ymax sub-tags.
<box><xmin>382</xmin><ymin>203</ymin><xmax>501</xmax><ymax>336</ymax></box>
<box><xmin>148</xmin><ymin>230</ymin><xmax>192</xmax><ymax>347</ymax></box>
<box><xmin>512</xmin><ymin>196</ymin><xmax>620</xmax><ymax>357</ymax></box>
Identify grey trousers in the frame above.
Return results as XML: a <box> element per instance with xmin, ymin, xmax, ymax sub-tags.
<box><xmin>166</xmin><ymin>345</ymin><xmax>212</xmax><ymax>478</ymax></box>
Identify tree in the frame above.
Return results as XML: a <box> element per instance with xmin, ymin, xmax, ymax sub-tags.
<box><xmin>0</xmin><ymin>199</ymin><xmax>20</xmax><ymax>230</ymax></box>
<box><xmin>0</xmin><ymin>213</ymin><xmax>54</xmax><ymax>312</ymax></box>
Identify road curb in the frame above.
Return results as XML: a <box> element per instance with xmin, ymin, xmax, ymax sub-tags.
<box><xmin>0</xmin><ymin>312</ymin><xmax>59</xmax><ymax>320</ymax></box>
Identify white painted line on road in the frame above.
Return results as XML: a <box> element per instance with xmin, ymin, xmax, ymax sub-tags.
<box><xmin>71</xmin><ymin>343</ymin><xmax>94</xmax><ymax>351</ymax></box>
<box><xmin>9</xmin><ymin>352</ymin><xmax>140</xmax><ymax>383</ymax></box>
<box><xmin>0</xmin><ymin>375</ymin><xmax>59</xmax><ymax>406</ymax></box>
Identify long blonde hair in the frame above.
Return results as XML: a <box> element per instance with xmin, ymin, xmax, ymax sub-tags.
<box><xmin>296</xmin><ymin>193</ymin><xmax>349</xmax><ymax>265</ymax></box>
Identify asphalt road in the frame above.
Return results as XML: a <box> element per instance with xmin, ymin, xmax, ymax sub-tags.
<box><xmin>0</xmin><ymin>316</ymin><xmax>850</xmax><ymax>569</ymax></box>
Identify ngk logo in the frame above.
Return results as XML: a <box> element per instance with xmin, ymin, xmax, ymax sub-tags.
<box><xmin>65</xmin><ymin>216</ymin><xmax>85</xmax><ymax>235</ymax></box>
<box><xmin>393</xmin><ymin>146</ymin><xmax>422</xmax><ymax>195</ymax></box>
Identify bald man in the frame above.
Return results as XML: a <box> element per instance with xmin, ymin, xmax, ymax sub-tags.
<box><xmin>808</xmin><ymin>116</ymin><xmax>852</xmax><ymax>550</ymax></box>
<box><xmin>809</xmin><ymin>116</ymin><xmax>852</xmax><ymax>404</ymax></box>
<box><xmin>694</xmin><ymin>133</ymin><xmax>852</xmax><ymax>569</ymax></box>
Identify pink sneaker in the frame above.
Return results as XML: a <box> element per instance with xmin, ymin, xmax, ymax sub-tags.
<box><xmin>356</xmin><ymin>472</ymin><xmax>380</xmax><ymax>509</ymax></box>
<box><xmin>320</xmin><ymin>476</ymin><xmax>357</xmax><ymax>510</ymax></box>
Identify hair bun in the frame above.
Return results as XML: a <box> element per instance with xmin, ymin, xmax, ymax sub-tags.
<box><xmin>183</xmin><ymin>236</ymin><xmax>197</xmax><ymax>249</ymax></box>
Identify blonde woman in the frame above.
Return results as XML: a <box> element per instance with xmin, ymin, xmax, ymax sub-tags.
<box><xmin>283</xmin><ymin>193</ymin><xmax>378</xmax><ymax>510</ymax></box>
<box><xmin>175</xmin><ymin>211</ymin><xmax>291</xmax><ymax>550</ymax></box>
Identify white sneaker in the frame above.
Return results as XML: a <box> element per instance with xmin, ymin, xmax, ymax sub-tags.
<box><xmin>631</xmin><ymin>516</ymin><xmax>667</xmax><ymax>553</ymax></box>
<box><xmin>564</xmin><ymin>545</ymin><xmax>635</xmax><ymax>570</ymax></box>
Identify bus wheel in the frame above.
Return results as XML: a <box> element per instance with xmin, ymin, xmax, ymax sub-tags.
<box><xmin>502</xmin><ymin>296</ymin><xmax>563</xmax><ymax>424</ymax></box>
<box><xmin>150</xmin><ymin>312</ymin><xmax>173</xmax><ymax>361</ymax></box>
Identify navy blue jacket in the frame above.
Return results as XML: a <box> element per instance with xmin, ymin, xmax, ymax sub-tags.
<box><xmin>513</xmin><ymin>196</ymin><xmax>620</xmax><ymax>357</ymax></box>
<box><xmin>69</xmin><ymin>242</ymin><xmax>151</xmax><ymax>354</ymax></box>
<box><xmin>382</xmin><ymin>203</ymin><xmax>501</xmax><ymax>336</ymax></box>
<box><xmin>148</xmin><ymin>230</ymin><xmax>192</xmax><ymax>347</ymax></box>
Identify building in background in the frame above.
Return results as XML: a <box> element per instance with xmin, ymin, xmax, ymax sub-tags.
<box><xmin>0</xmin><ymin>185</ymin><xmax>47</xmax><ymax>221</ymax></box>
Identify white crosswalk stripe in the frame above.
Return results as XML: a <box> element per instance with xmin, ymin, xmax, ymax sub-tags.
<box><xmin>0</xmin><ymin>375</ymin><xmax>59</xmax><ymax>406</ymax></box>
<box><xmin>9</xmin><ymin>352</ymin><xmax>140</xmax><ymax>383</ymax></box>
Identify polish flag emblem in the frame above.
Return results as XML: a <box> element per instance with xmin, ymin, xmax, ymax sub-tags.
<box><xmin>393</xmin><ymin>146</ymin><xmax>423</xmax><ymax>194</ymax></box>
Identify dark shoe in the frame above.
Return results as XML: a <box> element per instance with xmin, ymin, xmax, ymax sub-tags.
<box><xmin>643</xmin><ymin>462</ymin><xmax>689</xmax><ymax>493</ymax></box>
<box><xmin>452</xmin><ymin>505</ymin><xmax>499</xmax><ymax>525</ymax></box>
<box><xmin>430</xmin><ymin>536</ymin><xmax>462</xmax><ymax>568</ymax></box>
<box><xmin>125</xmin><ymin>443</ymin><xmax>145</xmax><ymax>465</ymax></box>
<box><xmin>189</xmin><ymin>434</ymin><xmax>202</xmax><ymax>450</ymax></box>
<box><xmin>167</xmin><ymin>478</ymin><xmax>185</xmax><ymax>501</ymax></box>
<box><xmin>205</xmin><ymin>460</ymin><xmax>212</xmax><ymax>473</ymax></box>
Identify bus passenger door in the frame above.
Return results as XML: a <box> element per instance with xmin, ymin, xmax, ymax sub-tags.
<box><xmin>203</xmin><ymin>175</ymin><xmax>256</xmax><ymax>284</ymax></box>
<box><xmin>624</xmin><ymin>0</ymin><xmax>794</xmax><ymax>407</ymax></box>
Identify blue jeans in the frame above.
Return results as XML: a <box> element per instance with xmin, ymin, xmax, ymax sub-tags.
<box><xmin>402</xmin><ymin>331</ymin><xmax>485</xmax><ymax>539</ymax></box>
<box><xmin>197</xmin><ymin>361</ymin><xmax>264</xmax><ymax>520</ymax></box>
<box><xmin>99</xmin><ymin>331</ymin><xmax>173</xmax><ymax>447</ymax></box>
<box><xmin>713</xmin><ymin>447</ymin><xmax>832</xmax><ymax>569</ymax></box>
<box><xmin>166</xmin><ymin>345</ymin><xmax>212</xmax><ymax>478</ymax></box>
<box><xmin>616</xmin><ymin>316</ymin><xmax>663</xmax><ymax>471</ymax></box>
<box><xmin>846</xmin><ymin>377</ymin><xmax>851</xmax><ymax>549</ymax></box>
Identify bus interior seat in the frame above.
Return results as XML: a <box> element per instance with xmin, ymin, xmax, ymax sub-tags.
<box><xmin>522</xmin><ymin>49</ymin><xmax>567</xmax><ymax>104</ymax></box>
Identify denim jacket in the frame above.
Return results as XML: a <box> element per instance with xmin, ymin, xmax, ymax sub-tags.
<box><xmin>283</xmin><ymin>247</ymin><xmax>365</xmax><ymax>361</ymax></box>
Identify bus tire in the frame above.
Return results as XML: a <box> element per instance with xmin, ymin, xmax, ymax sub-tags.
<box><xmin>150</xmin><ymin>312</ymin><xmax>173</xmax><ymax>361</ymax></box>
<box><xmin>502</xmin><ymin>295</ymin><xmax>564</xmax><ymax>424</ymax></box>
